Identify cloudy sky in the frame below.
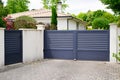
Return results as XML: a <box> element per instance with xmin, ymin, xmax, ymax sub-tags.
<box><xmin>2</xmin><ymin>0</ymin><xmax>113</xmax><ymax>14</ymax></box>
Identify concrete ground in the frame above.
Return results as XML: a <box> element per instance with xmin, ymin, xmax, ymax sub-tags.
<box><xmin>0</xmin><ymin>60</ymin><xmax>120</xmax><ymax>80</ymax></box>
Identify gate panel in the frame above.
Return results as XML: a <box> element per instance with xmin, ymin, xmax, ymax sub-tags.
<box><xmin>77</xmin><ymin>31</ymin><xmax>109</xmax><ymax>61</ymax></box>
<box><xmin>44</xmin><ymin>31</ymin><xmax>74</xmax><ymax>59</ymax></box>
<box><xmin>5</xmin><ymin>30</ymin><xmax>22</xmax><ymax>65</ymax></box>
<box><xmin>44</xmin><ymin>30</ymin><xmax>109</xmax><ymax>61</ymax></box>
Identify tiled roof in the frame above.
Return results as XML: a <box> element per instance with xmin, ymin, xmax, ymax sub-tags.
<box><xmin>8</xmin><ymin>8</ymin><xmax>71</xmax><ymax>19</ymax></box>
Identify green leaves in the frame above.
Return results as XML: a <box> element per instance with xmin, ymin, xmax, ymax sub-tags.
<box><xmin>100</xmin><ymin>0</ymin><xmax>120</xmax><ymax>14</ymax></box>
<box><xmin>0</xmin><ymin>0</ymin><xmax>8</xmax><ymax>28</ymax></box>
<box><xmin>50</xmin><ymin>6</ymin><xmax>57</xmax><ymax>30</ymax></box>
<box><xmin>92</xmin><ymin>17</ymin><xmax>109</xmax><ymax>30</ymax></box>
<box><xmin>113</xmin><ymin>52</ymin><xmax>120</xmax><ymax>61</ymax></box>
<box><xmin>41</xmin><ymin>0</ymin><xmax>68</xmax><ymax>12</ymax></box>
<box><xmin>6</xmin><ymin>0</ymin><xmax>30</xmax><ymax>13</ymax></box>
<box><xmin>76</xmin><ymin>10</ymin><xmax>115</xmax><ymax>29</ymax></box>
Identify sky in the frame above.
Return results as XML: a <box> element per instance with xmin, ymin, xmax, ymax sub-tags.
<box><xmin>2</xmin><ymin>0</ymin><xmax>113</xmax><ymax>15</ymax></box>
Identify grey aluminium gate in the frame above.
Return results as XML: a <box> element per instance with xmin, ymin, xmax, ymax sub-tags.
<box><xmin>5</xmin><ymin>30</ymin><xmax>22</xmax><ymax>65</ymax></box>
<box><xmin>77</xmin><ymin>31</ymin><xmax>109</xmax><ymax>61</ymax></box>
<box><xmin>44</xmin><ymin>30</ymin><xmax>109</xmax><ymax>61</ymax></box>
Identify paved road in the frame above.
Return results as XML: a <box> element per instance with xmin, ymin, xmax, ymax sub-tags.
<box><xmin>0</xmin><ymin>60</ymin><xmax>120</xmax><ymax>80</ymax></box>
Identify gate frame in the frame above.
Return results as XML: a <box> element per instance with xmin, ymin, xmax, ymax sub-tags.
<box><xmin>44</xmin><ymin>30</ymin><xmax>110</xmax><ymax>61</ymax></box>
<box><xmin>4</xmin><ymin>30</ymin><xmax>23</xmax><ymax>65</ymax></box>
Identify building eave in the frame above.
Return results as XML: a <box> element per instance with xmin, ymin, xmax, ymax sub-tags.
<box><xmin>68</xmin><ymin>17</ymin><xmax>87</xmax><ymax>26</ymax></box>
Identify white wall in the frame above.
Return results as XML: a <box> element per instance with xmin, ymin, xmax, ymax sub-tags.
<box><xmin>0</xmin><ymin>28</ymin><xmax>4</xmax><ymax>67</ymax></box>
<box><xmin>109</xmin><ymin>23</ymin><xmax>118</xmax><ymax>62</ymax></box>
<box><xmin>57</xmin><ymin>18</ymin><xmax>67</xmax><ymax>30</ymax></box>
<box><xmin>35</xmin><ymin>18</ymin><xmax>51</xmax><ymax>23</ymax></box>
<box><xmin>35</xmin><ymin>18</ymin><xmax>68</xmax><ymax>30</ymax></box>
<box><xmin>35</xmin><ymin>17</ymin><xmax>86</xmax><ymax>30</ymax></box>
<box><xmin>78</xmin><ymin>24</ymin><xmax>85</xmax><ymax>30</ymax></box>
<box><xmin>68</xmin><ymin>20</ymin><xmax>77</xmax><ymax>30</ymax></box>
<box><xmin>21</xmin><ymin>29</ymin><xmax>44</xmax><ymax>63</ymax></box>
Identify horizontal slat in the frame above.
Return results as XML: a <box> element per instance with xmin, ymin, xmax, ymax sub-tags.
<box><xmin>77</xmin><ymin>31</ymin><xmax>109</xmax><ymax>51</ymax></box>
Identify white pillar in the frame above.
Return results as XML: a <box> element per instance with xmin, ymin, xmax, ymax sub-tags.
<box><xmin>109</xmin><ymin>23</ymin><xmax>118</xmax><ymax>62</ymax></box>
<box><xmin>20</xmin><ymin>29</ymin><xmax>44</xmax><ymax>63</ymax></box>
<box><xmin>36</xmin><ymin>24</ymin><xmax>45</xmax><ymax>30</ymax></box>
<box><xmin>36</xmin><ymin>25</ymin><xmax>44</xmax><ymax>62</ymax></box>
<box><xmin>0</xmin><ymin>28</ymin><xmax>4</xmax><ymax>67</ymax></box>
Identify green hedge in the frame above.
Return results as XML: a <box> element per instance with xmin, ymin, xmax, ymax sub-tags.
<box><xmin>14</xmin><ymin>16</ymin><xmax>37</xmax><ymax>30</ymax></box>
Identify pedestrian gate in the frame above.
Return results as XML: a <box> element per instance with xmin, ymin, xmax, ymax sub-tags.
<box><xmin>5</xmin><ymin>30</ymin><xmax>22</xmax><ymax>65</ymax></box>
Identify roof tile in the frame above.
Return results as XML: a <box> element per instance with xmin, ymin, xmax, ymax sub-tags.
<box><xmin>8</xmin><ymin>8</ymin><xmax>71</xmax><ymax>19</ymax></box>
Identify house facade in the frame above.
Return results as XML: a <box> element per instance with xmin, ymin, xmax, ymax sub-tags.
<box><xmin>7</xmin><ymin>9</ymin><xmax>86</xmax><ymax>30</ymax></box>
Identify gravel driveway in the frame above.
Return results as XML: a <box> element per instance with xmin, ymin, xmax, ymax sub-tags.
<box><xmin>0</xmin><ymin>60</ymin><xmax>120</xmax><ymax>80</ymax></box>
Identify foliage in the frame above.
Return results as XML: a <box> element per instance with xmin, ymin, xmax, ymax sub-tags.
<box><xmin>0</xmin><ymin>0</ymin><xmax>9</xmax><ymax>28</ymax></box>
<box><xmin>92</xmin><ymin>17</ymin><xmax>109</xmax><ymax>30</ymax></box>
<box><xmin>113</xmin><ymin>52</ymin><xmax>120</xmax><ymax>62</ymax></box>
<box><xmin>76</xmin><ymin>10</ymin><xmax>115</xmax><ymax>29</ymax></box>
<box><xmin>92</xmin><ymin>10</ymin><xmax>105</xmax><ymax>18</ymax></box>
<box><xmin>50</xmin><ymin>6</ymin><xmax>57</xmax><ymax>30</ymax></box>
<box><xmin>103</xmin><ymin>12</ymin><xmax>115</xmax><ymax>23</ymax></box>
<box><xmin>117</xmin><ymin>20</ymin><xmax>120</xmax><ymax>27</ymax></box>
<box><xmin>100</xmin><ymin>0</ymin><xmax>120</xmax><ymax>14</ymax></box>
<box><xmin>14</xmin><ymin>16</ymin><xmax>37</xmax><ymax>30</ymax></box>
<box><xmin>6</xmin><ymin>0</ymin><xmax>30</xmax><ymax>13</ymax></box>
<box><xmin>85</xmin><ymin>11</ymin><xmax>94</xmax><ymax>26</ymax></box>
<box><xmin>41</xmin><ymin>0</ymin><xmax>68</xmax><ymax>12</ymax></box>
<box><xmin>115</xmin><ymin>15</ymin><xmax>120</xmax><ymax>22</ymax></box>
<box><xmin>77</xmin><ymin>12</ymin><xmax>87</xmax><ymax>21</ymax></box>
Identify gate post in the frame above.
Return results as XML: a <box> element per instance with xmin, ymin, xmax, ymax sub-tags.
<box><xmin>21</xmin><ymin>28</ymin><xmax>44</xmax><ymax>63</ymax></box>
<box><xmin>0</xmin><ymin>28</ymin><xmax>4</xmax><ymax>67</ymax></box>
<box><xmin>109</xmin><ymin>23</ymin><xmax>118</xmax><ymax>62</ymax></box>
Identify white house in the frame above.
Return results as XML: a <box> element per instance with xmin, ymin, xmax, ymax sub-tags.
<box><xmin>7</xmin><ymin>2</ymin><xmax>86</xmax><ymax>30</ymax></box>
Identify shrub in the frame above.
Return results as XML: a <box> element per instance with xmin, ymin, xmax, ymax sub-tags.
<box><xmin>113</xmin><ymin>52</ymin><xmax>120</xmax><ymax>62</ymax></box>
<box><xmin>92</xmin><ymin>17</ymin><xmax>109</xmax><ymax>30</ymax></box>
<box><xmin>14</xmin><ymin>16</ymin><xmax>37</xmax><ymax>30</ymax></box>
<box><xmin>117</xmin><ymin>20</ymin><xmax>120</xmax><ymax>27</ymax></box>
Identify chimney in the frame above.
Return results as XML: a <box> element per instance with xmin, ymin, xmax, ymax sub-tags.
<box><xmin>57</xmin><ymin>0</ymin><xmax>62</xmax><ymax>13</ymax></box>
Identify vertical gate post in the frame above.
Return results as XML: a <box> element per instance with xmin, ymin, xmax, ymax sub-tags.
<box><xmin>0</xmin><ymin>28</ymin><xmax>4</xmax><ymax>67</ymax></box>
<box><xmin>21</xmin><ymin>28</ymin><xmax>44</xmax><ymax>63</ymax></box>
<box><xmin>109</xmin><ymin>23</ymin><xmax>118</xmax><ymax>62</ymax></box>
<box><xmin>73</xmin><ymin>31</ymin><xmax>77</xmax><ymax>60</ymax></box>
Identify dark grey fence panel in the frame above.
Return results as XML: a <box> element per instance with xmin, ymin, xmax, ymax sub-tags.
<box><xmin>44</xmin><ymin>30</ymin><xmax>74</xmax><ymax>59</ymax></box>
<box><xmin>5</xmin><ymin>30</ymin><xmax>22</xmax><ymax>65</ymax></box>
<box><xmin>44</xmin><ymin>30</ymin><xmax>109</xmax><ymax>61</ymax></box>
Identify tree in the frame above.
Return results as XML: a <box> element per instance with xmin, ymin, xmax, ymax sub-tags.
<box><xmin>76</xmin><ymin>10</ymin><xmax>115</xmax><ymax>29</ymax></box>
<box><xmin>41</xmin><ymin>0</ymin><xmax>68</xmax><ymax>12</ymax></box>
<box><xmin>77</xmin><ymin>12</ymin><xmax>87</xmax><ymax>21</ymax></box>
<box><xmin>50</xmin><ymin>6</ymin><xmax>57</xmax><ymax>30</ymax></box>
<box><xmin>92</xmin><ymin>17</ymin><xmax>109</xmax><ymax>30</ymax></box>
<box><xmin>0</xmin><ymin>0</ymin><xmax>9</xmax><ymax>28</ymax></box>
<box><xmin>6</xmin><ymin>0</ymin><xmax>30</xmax><ymax>13</ymax></box>
<box><xmin>93</xmin><ymin>10</ymin><xmax>115</xmax><ymax>23</ymax></box>
<box><xmin>92</xmin><ymin>10</ymin><xmax>105</xmax><ymax>18</ymax></box>
<box><xmin>100</xmin><ymin>0</ymin><xmax>120</xmax><ymax>14</ymax></box>
<box><xmin>86</xmin><ymin>11</ymin><xmax>94</xmax><ymax>26</ymax></box>
<box><xmin>102</xmin><ymin>12</ymin><xmax>115</xmax><ymax>23</ymax></box>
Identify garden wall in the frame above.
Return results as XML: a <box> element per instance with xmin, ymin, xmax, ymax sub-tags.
<box><xmin>0</xmin><ymin>28</ymin><xmax>4</xmax><ymax>67</ymax></box>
